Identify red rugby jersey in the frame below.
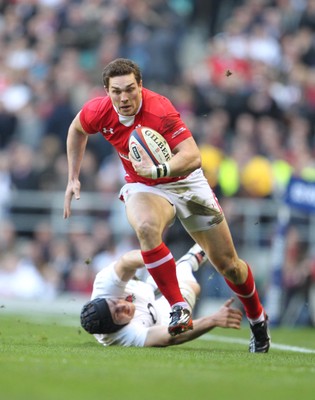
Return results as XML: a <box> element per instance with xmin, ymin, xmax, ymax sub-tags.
<box><xmin>79</xmin><ymin>87</ymin><xmax>192</xmax><ymax>185</ymax></box>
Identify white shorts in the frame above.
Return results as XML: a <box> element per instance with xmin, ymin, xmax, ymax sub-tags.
<box><xmin>119</xmin><ymin>168</ymin><xmax>224</xmax><ymax>232</ymax></box>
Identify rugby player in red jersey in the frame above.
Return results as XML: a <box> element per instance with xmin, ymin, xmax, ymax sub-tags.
<box><xmin>63</xmin><ymin>58</ymin><xmax>270</xmax><ymax>351</ymax></box>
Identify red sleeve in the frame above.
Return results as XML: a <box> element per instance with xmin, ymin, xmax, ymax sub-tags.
<box><xmin>161</xmin><ymin>114</ymin><xmax>192</xmax><ymax>149</ymax></box>
<box><xmin>79</xmin><ymin>97</ymin><xmax>104</xmax><ymax>134</ymax></box>
<box><xmin>158</xmin><ymin>96</ymin><xmax>192</xmax><ymax>150</ymax></box>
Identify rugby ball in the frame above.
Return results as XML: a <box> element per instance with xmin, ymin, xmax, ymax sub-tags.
<box><xmin>129</xmin><ymin>127</ymin><xmax>172</xmax><ymax>165</ymax></box>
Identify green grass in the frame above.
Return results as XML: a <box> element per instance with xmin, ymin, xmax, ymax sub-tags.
<box><xmin>0</xmin><ymin>311</ymin><xmax>314</xmax><ymax>400</ymax></box>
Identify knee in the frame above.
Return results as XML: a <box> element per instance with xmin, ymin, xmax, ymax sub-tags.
<box><xmin>135</xmin><ymin>220</ymin><xmax>160</xmax><ymax>244</ymax></box>
<box><xmin>214</xmin><ymin>257</ymin><xmax>245</xmax><ymax>284</ymax></box>
<box><xmin>224</xmin><ymin>263</ymin><xmax>242</xmax><ymax>283</ymax></box>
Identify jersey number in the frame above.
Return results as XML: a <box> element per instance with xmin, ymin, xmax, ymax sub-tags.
<box><xmin>147</xmin><ymin>303</ymin><xmax>157</xmax><ymax>324</ymax></box>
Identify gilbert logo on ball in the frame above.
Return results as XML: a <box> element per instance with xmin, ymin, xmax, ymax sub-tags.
<box><xmin>129</xmin><ymin>127</ymin><xmax>171</xmax><ymax>165</ymax></box>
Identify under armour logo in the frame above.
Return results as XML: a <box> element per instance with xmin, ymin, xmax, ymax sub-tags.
<box><xmin>102</xmin><ymin>127</ymin><xmax>114</xmax><ymax>134</ymax></box>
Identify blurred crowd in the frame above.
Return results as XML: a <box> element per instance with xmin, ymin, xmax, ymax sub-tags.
<box><xmin>0</xmin><ymin>0</ymin><xmax>314</xmax><ymax>324</ymax></box>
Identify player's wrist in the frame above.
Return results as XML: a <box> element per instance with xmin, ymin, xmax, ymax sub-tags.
<box><xmin>151</xmin><ymin>162</ymin><xmax>171</xmax><ymax>179</ymax></box>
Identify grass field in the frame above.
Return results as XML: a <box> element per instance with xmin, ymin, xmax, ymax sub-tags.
<box><xmin>1</xmin><ymin>305</ymin><xmax>315</xmax><ymax>400</ymax></box>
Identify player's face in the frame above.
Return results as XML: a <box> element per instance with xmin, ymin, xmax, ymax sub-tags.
<box><xmin>107</xmin><ymin>299</ymin><xmax>136</xmax><ymax>325</ymax></box>
<box><xmin>106</xmin><ymin>74</ymin><xmax>142</xmax><ymax>116</ymax></box>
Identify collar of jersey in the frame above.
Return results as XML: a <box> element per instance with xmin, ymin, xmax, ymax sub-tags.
<box><xmin>113</xmin><ymin>101</ymin><xmax>142</xmax><ymax>127</ymax></box>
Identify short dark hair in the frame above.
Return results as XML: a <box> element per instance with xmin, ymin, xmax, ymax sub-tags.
<box><xmin>80</xmin><ymin>298</ymin><xmax>127</xmax><ymax>334</ymax></box>
<box><xmin>102</xmin><ymin>58</ymin><xmax>142</xmax><ymax>88</ymax></box>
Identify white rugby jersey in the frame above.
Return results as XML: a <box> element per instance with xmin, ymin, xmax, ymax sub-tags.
<box><xmin>90</xmin><ymin>262</ymin><xmax>168</xmax><ymax>347</ymax></box>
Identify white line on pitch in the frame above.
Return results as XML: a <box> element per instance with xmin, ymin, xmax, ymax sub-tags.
<box><xmin>204</xmin><ymin>334</ymin><xmax>315</xmax><ymax>354</ymax></box>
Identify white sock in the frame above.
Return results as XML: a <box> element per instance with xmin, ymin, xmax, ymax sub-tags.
<box><xmin>172</xmin><ymin>301</ymin><xmax>189</xmax><ymax>309</ymax></box>
<box><xmin>248</xmin><ymin>310</ymin><xmax>265</xmax><ymax>325</ymax></box>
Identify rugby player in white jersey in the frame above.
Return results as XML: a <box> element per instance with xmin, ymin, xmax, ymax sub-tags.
<box><xmin>80</xmin><ymin>244</ymin><xmax>243</xmax><ymax>347</ymax></box>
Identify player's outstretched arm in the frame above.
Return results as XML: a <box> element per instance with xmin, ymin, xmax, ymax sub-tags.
<box><xmin>144</xmin><ymin>298</ymin><xmax>243</xmax><ymax>347</ymax></box>
<box><xmin>114</xmin><ymin>249</ymin><xmax>145</xmax><ymax>281</ymax></box>
<box><xmin>63</xmin><ymin>112</ymin><xmax>88</xmax><ymax>219</ymax></box>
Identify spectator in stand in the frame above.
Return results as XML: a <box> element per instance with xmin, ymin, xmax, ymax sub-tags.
<box><xmin>285</xmin><ymin>115</ymin><xmax>315</xmax><ymax>181</ymax></box>
<box><xmin>0</xmin><ymin>101</ymin><xmax>17</xmax><ymax>148</ymax></box>
<box><xmin>0</xmin><ymin>219</ymin><xmax>16</xmax><ymax>252</ymax></box>
<box><xmin>0</xmin><ymin>242</ymin><xmax>57</xmax><ymax>299</ymax></box>
<box><xmin>280</xmin><ymin>223</ymin><xmax>313</xmax><ymax>326</ymax></box>
<box><xmin>0</xmin><ymin>152</ymin><xmax>11</xmax><ymax>220</ymax></box>
<box><xmin>298</xmin><ymin>0</ymin><xmax>315</xmax><ymax>32</ymax></box>
<box><xmin>8</xmin><ymin>142</ymin><xmax>40</xmax><ymax>191</ymax></box>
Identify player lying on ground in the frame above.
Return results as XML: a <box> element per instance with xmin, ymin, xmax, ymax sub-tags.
<box><xmin>80</xmin><ymin>244</ymin><xmax>243</xmax><ymax>347</ymax></box>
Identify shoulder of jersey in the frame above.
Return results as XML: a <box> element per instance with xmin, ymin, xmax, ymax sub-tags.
<box><xmin>83</xmin><ymin>96</ymin><xmax>112</xmax><ymax>113</ymax></box>
<box><xmin>129</xmin><ymin>127</ymin><xmax>172</xmax><ymax>166</ymax></box>
<box><xmin>142</xmin><ymin>88</ymin><xmax>171</xmax><ymax>114</ymax></box>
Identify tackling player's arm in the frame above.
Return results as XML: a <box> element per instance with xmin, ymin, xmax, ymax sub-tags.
<box><xmin>63</xmin><ymin>112</ymin><xmax>89</xmax><ymax>219</ymax></box>
<box><xmin>143</xmin><ymin>298</ymin><xmax>243</xmax><ymax>347</ymax></box>
<box><xmin>114</xmin><ymin>249</ymin><xmax>145</xmax><ymax>281</ymax></box>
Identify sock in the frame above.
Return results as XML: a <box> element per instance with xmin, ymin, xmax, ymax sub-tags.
<box><xmin>141</xmin><ymin>242</ymin><xmax>187</xmax><ymax>307</ymax></box>
<box><xmin>224</xmin><ymin>263</ymin><xmax>264</xmax><ymax>320</ymax></box>
<box><xmin>247</xmin><ymin>310</ymin><xmax>265</xmax><ymax>325</ymax></box>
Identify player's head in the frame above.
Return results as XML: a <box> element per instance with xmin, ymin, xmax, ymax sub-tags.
<box><xmin>102</xmin><ymin>58</ymin><xmax>143</xmax><ymax>116</ymax></box>
<box><xmin>102</xmin><ymin>58</ymin><xmax>142</xmax><ymax>88</ymax></box>
<box><xmin>80</xmin><ymin>297</ymin><xmax>135</xmax><ymax>334</ymax></box>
